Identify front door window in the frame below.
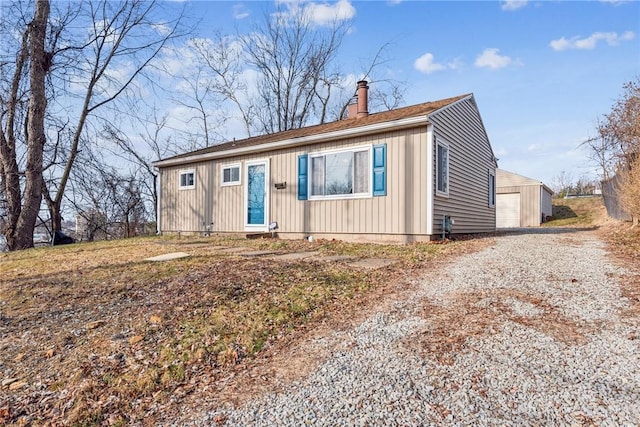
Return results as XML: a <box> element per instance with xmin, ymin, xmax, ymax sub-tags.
<box><xmin>246</xmin><ymin>162</ymin><xmax>268</xmax><ymax>227</ymax></box>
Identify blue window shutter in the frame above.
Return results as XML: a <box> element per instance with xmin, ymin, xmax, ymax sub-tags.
<box><xmin>298</xmin><ymin>154</ymin><xmax>308</xmax><ymax>200</ymax></box>
<box><xmin>372</xmin><ymin>144</ymin><xmax>387</xmax><ymax>196</ymax></box>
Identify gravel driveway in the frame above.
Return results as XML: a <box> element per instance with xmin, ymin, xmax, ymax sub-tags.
<box><xmin>177</xmin><ymin>229</ymin><xmax>640</xmax><ymax>426</ymax></box>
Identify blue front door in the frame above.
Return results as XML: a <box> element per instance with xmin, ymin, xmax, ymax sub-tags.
<box><xmin>246</xmin><ymin>162</ymin><xmax>267</xmax><ymax>227</ymax></box>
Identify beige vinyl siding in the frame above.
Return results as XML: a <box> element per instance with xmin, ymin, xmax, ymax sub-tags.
<box><xmin>497</xmin><ymin>169</ymin><xmax>540</xmax><ymax>187</ymax></box>
<box><xmin>159</xmin><ymin>163</ymin><xmax>215</xmax><ymax>233</ymax></box>
<box><xmin>541</xmin><ymin>187</ymin><xmax>553</xmax><ymax>220</ymax></box>
<box><xmin>159</xmin><ymin>127</ymin><xmax>431</xmax><ymax>241</ymax></box>
<box><xmin>497</xmin><ymin>185</ymin><xmax>542</xmax><ymax>226</ymax></box>
<box><xmin>496</xmin><ymin>169</ymin><xmax>553</xmax><ymax>227</ymax></box>
<box><xmin>428</xmin><ymin>97</ymin><xmax>496</xmax><ymax>235</ymax></box>
<box><xmin>278</xmin><ymin>129</ymin><xmax>429</xmax><ymax>239</ymax></box>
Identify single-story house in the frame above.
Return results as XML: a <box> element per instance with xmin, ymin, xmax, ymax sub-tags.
<box><xmin>496</xmin><ymin>169</ymin><xmax>553</xmax><ymax>228</ymax></box>
<box><xmin>153</xmin><ymin>81</ymin><xmax>498</xmax><ymax>243</ymax></box>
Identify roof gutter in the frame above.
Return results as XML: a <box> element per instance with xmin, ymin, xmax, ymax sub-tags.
<box><xmin>153</xmin><ymin>115</ymin><xmax>430</xmax><ymax>168</ymax></box>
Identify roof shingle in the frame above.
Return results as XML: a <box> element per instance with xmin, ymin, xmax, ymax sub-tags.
<box><xmin>160</xmin><ymin>93</ymin><xmax>470</xmax><ymax>162</ymax></box>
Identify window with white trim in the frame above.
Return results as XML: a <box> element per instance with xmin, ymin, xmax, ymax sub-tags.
<box><xmin>309</xmin><ymin>146</ymin><xmax>371</xmax><ymax>199</ymax></box>
<box><xmin>488</xmin><ymin>170</ymin><xmax>496</xmax><ymax>207</ymax></box>
<box><xmin>179</xmin><ymin>169</ymin><xmax>195</xmax><ymax>189</ymax></box>
<box><xmin>436</xmin><ymin>140</ymin><xmax>449</xmax><ymax>196</ymax></box>
<box><xmin>221</xmin><ymin>164</ymin><xmax>241</xmax><ymax>186</ymax></box>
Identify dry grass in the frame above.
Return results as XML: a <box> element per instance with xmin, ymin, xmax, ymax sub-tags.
<box><xmin>0</xmin><ymin>234</ymin><xmax>490</xmax><ymax>426</ymax></box>
<box><xmin>598</xmin><ymin>222</ymin><xmax>640</xmax><ymax>318</ymax></box>
<box><xmin>544</xmin><ymin>196</ymin><xmax>608</xmax><ymax>228</ymax></box>
<box><xmin>406</xmin><ymin>289</ymin><xmax>588</xmax><ymax>366</ymax></box>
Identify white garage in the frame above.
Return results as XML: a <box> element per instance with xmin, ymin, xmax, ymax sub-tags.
<box><xmin>496</xmin><ymin>170</ymin><xmax>553</xmax><ymax>228</ymax></box>
<box><xmin>496</xmin><ymin>193</ymin><xmax>521</xmax><ymax>228</ymax></box>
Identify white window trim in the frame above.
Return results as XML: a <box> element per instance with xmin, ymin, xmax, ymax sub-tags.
<box><xmin>221</xmin><ymin>163</ymin><xmax>241</xmax><ymax>186</ymax></box>
<box><xmin>179</xmin><ymin>169</ymin><xmax>195</xmax><ymax>190</ymax></box>
<box><xmin>488</xmin><ymin>169</ymin><xmax>496</xmax><ymax>207</ymax></box>
<box><xmin>308</xmin><ymin>145</ymin><xmax>373</xmax><ymax>201</ymax></box>
<box><xmin>436</xmin><ymin>139</ymin><xmax>450</xmax><ymax>197</ymax></box>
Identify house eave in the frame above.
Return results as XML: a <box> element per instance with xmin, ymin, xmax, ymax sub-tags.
<box><xmin>153</xmin><ymin>115</ymin><xmax>430</xmax><ymax>168</ymax></box>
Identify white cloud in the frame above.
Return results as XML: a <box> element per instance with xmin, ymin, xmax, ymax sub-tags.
<box><xmin>474</xmin><ymin>48</ymin><xmax>514</xmax><ymax>69</ymax></box>
<box><xmin>599</xmin><ymin>0</ymin><xmax>631</xmax><ymax>5</ymax></box>
<box><xmin>447</xmin><ymin>57</ymin><xmax>463</xmax><ymax>70</ymax></box>
<box><xmin>233</xmin><ymin>4</ymin><xmax>250</xmax><ymax>20</ymax></box>
<box><xmin>495</xmin><ymin>147</ymin><xmax>508</xmax><ymax>158</ymax></box>
<box><xmin>550</xmin><ymin>31</ymin><xmax>635</xmax><ymax>51</ymax></box>
<box><xmin>304</xmin><ymin>0</ymin><xmax>356</xmax><ymax>26</ymax></box>
<box><xmin>414</xmin><ymin>53</ymin><xmax>445</xmax><ymax>74</ymax></box>
<box><xmin>151</xmin><ymin>23</ymin><xmax>172</xmax><ymax>36</ymax></box>
<box><xmin>501</xmin><ymin>0</ymin><xmax>528</xmax><ymax>11</ymax></box>
<box><xmin>414</xmin><ymin>52</ymin><xmax>462</xmax><ymax>74</ymax></box>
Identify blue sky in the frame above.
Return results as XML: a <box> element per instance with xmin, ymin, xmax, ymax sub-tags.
<box><xmin>164</xmin><ymin>0</ymin><xmax>639</xmax><ymax>187</ymax></box>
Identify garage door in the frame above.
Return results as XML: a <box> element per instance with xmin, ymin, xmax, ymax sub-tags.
<box><xmin>497</xmin><ymin>193</ymin><xmax>520</xmax><ymax>228</ymax></box>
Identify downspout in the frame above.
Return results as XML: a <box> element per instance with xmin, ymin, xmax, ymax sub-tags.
<box><xmin>426</xmin><ymin>124</ymin><xmax>434</xmax><ymax>235</ymax></box>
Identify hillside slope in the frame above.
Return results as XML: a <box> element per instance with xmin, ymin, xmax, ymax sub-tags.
<box><xmin>544</xmin><ymin>196</ymin><xmax>609</xmax><ymax>228</ymax></box>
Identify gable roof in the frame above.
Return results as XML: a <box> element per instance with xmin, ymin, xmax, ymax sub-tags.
<box><xmin>497</xmin><ymin>169</ymin><xmax>554</xmax><ymax>194</ymax></box>
<box><xmin>154</xmin><ymin>93</ymin><xmax>471</xmax><ymax>167</ymax></box>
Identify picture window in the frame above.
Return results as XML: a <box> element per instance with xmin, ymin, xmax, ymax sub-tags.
<box><xmin>309</xmin><ymin>147</ymin><xmax>371</xmax><ymax>199</ymax></box>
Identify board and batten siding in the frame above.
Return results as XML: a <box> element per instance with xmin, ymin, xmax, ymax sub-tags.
<box><xmin>293</xmin><ymin>128</ymin><xmax>429</xmax><ymax>240</ymax></box>
<box><xmin>159</xmin><ymin>127</ymin><xmax>432</xmax><ymax>242</ymax></box>
<box><xmin>428</xmin><ymin>97</ymin><xmax>497</xmax><ymax>235</ymax></box>
<box><xmin>159</xmin><ymin>163</ymin><xmax>215</xmax><ymax>233</ymax></box>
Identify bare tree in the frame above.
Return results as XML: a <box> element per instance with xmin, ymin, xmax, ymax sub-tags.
<box><xmin>243</xmin><ymin>7</ymin><xmax>348</xmax><ymax>134</ymax></box>
<box><xmin>100</xmin><ymin>110</ymin><xmax>176</xmax><ymax>225</ymax></box>
<box><xmin>0</xmin><ymin>0</ymin><xmax>51</xmax><ymax>250</ymax></box>
<box><xmin>591</xmin><ymin>77</ymin><xmax>640</xmax><ymax>222</ymax></box>
<box><xmin>598</xmin><ymin>78</ymin><xmax>640</xmax><ymax>163</ymax></box>
<box><xmin>190</xmin><ymin>5</ymin><xmax>404</xmax><ymax>138</ymax></box>
<box><xmin>337</xmin><ymin>41</ymin><xmax>406</xmax><ymax>120</ymax></box>
<box><xmin>42</xmin><ymin>0</ymin><xmax>186</xmax><ymax>234</ymax></box>
<box><xmin>1</xmin><ymin>0</ymin><xmax>187</xmax><ymax>250</ymax></box>
<box><xmin>190</xmin><ymin>34</ymin><xmax>254</xmax><ymax>136</ymax></box>
<box><xmin>551</xmin><ymin>170</ymin><xmax>574</xmax><ymax>197</ymax></box>
<box><xmin>69</xmin><ymin>146</ymin><xmax>149</xmax><ymax>241</ymax></box>
<box><xmin>581</xmin><ymin>132</ymin><xmax>617</xmax><ymax>182</ymax></box>
<box><xmin>171</xmin><ymin>65</ymin><xmax>228</xmax><ymax>148</ymax></box>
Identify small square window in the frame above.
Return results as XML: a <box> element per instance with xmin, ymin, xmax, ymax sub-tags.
<box><xmin>221</xmin><ymin>164</ymin><xmax>241</xmax><ymax>186</ymax></box>
<box><xmin>179</xmin><ymin>169</ymin><xmax>195</xmax><ymax>189</ymax></box>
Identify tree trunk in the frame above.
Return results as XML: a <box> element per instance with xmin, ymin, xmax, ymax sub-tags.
<box><xmin>1</xmin><ymin>27</ymin><xmax>29</xmax><ymax>251</ymax></box>
<box><xmin>10</xmin><ymin>0</ymin><xmax>50</xmax><ymax>250</ymax></box>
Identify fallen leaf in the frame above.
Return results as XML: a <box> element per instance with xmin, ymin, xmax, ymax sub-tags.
<box><xmin>1</xmin><ymin>378</ymin><xmax>18</xmax><ymax>388</ymax></box>
<box><xmin>128</xmin><ymin>335</ymin><xmax>144</xmax><ymax>345</ymax></box>
<box><xmin>86</xmin><ymin>320</ymin><xmax>106</xmax><ymax>330</ymax></box>
<box><xmin>8</xmin><ymin>381</ymin><xmax>26</xmax><ymax>391</ymax></box>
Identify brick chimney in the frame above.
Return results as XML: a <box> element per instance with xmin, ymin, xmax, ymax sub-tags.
<box><xmin>356</xmin><ymin>80</ymin><xmax>369</xmax><ymax>118</ymax></box>
<box><xmin>347</xmin><ymin>80</ymin><xmax>369</xmax><ymax>119</ymax></box>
